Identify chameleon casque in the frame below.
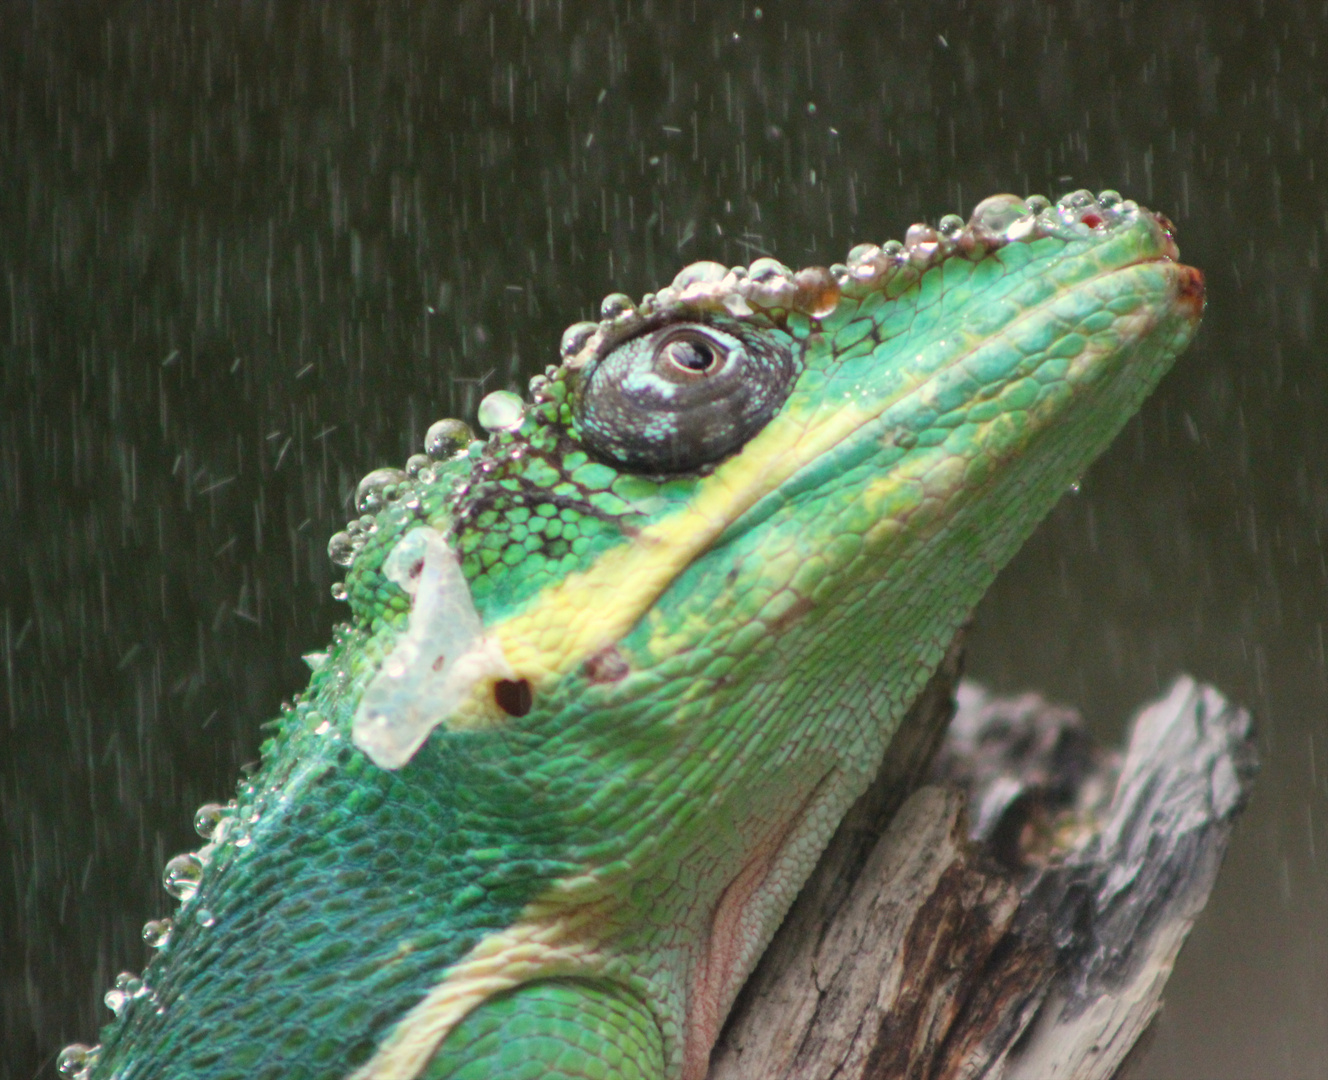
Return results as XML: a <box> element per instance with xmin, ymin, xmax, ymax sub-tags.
<box><xmin>62</xmin><ymin>190</ymin><xmax>1204</xmax><ymax>1080</ymax></box>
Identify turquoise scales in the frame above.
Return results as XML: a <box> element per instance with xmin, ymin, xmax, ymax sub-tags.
<box><xmin>64</xmin><ymin>191</ymin><xmax>1204</xmax><ymax>1080</ymax></box>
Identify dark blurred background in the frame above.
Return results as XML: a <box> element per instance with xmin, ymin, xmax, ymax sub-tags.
<box><xmin>2</xmin><ymin>1</ymin><xmax>1324</xmax><ymax>1076</ymax></box>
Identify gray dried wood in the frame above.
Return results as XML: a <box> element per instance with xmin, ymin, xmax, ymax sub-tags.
<box><xmin>709</xmin><ymin>664</ymin><xmax>1257</xmax><ymax>1080</ymax></box>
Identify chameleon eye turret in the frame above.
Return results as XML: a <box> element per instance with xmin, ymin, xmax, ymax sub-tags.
<box><xmin>576</xmin><ymin>319</ymin><xmax>796</xmax><ymax>472</ymax></box>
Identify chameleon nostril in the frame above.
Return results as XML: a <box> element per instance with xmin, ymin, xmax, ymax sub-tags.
<box><xmin>494</xmin><ymin>677</ymin><xmax>534</xmax><ymax>717</ymax></box>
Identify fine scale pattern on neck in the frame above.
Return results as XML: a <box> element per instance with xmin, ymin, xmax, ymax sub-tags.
<box><xmin>65</xmin><ymin>190</ymin><xmax>1203</xmax><ymax>1080</ymax></box>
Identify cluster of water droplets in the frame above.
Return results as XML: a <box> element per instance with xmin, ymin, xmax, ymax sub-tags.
<box><xmin>56</xmin><ymin>797</ymin><xmax>259</xmax><ymax>1069</ymax></box>
<box><xmin>326</xmin><ymin>419</ymin><xmax>470</xmax><ymax>597</ymax></box>
<box><xmin>58</xmin><ymin>405</ymin><xmax>545</xmax><ymax>1074</ymax></box>
<box><xmin>834</xmin><ymin>190</ymin><xmax>1142</xmax><ymax>292</ymax></box>
<box><xmin>557</xmin><ymin>189</ymin><xmax>1147</xmax><ymax>372</ymax></box>
<box><xmin>558</xmin><ymin>258</ymin><xmax>842</xmax><ymax>370</ymax></box>
<box><xmin>323</xmin><ymin>395</ymin><xmax>534</xmax><ymax>595</ymax></box>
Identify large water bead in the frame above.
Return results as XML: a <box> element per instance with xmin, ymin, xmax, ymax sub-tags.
<box><xmin>57</xmin><ymin>1044</ymin><xmax>98</xmax><ymax>1077</ymax></box>
<box><xmin>327</xmin><ymin>529</ymin><xmax>356</xmax><ymax>568</ymax></box>
<box><xmin>671</xmin><ymin>260</ymin><xmax>729</xmax><ymax>290</ymax></box>
<box><xmin>355</xmin><ymin>467</ymin><xmax>408</xmax><ymax>514</ymax></box>
<box><xmin>969</xmin><ymin>193</ymin><xmax>1032</xmax><ymax>236</ymax></box>
<box><xmin>937</xmin><ymin>213</ymin><xmax>965</xmax><ymax>240</ymax></box>
<box><xmin>560</xmin><ymin>321</ymin><xmax>599</xmax><ymax>360</ymax></box>
<box><xmin>477</xmin><ymin>390</ymin><xmax>526</xmax><ymax>434</ymax></box>
<box><xmin>425</xmin><ymin>418</ymin><xmax>474</xmax><ymax>459</ymax></box>
<box><xmin>847</xmin><ymin>243</ymin><xmax>884</xmax><ymax>281</ymax></box>
<box><xmin>162</xmin><ymin>852</ymin><xmax>204</xmax><ymax>901</ymax></box>
<box><xmin>748</xmin><ymin>257</ymin><xmax>795</xmax><ymax>283</ymax></box>
<box><xmin>599</xmin><ymin>292</ymin><xmax>636</xmax><ymax>319</ymax></box>
<box><xmin>792</xmin><ymin>266</ymin><xmax>841</xmax><ymax>317</ymax></box>
<box><xmin>1058</xmin><ymin>188</ymin><xmax>1097</xmax><ymax>211</ymax></box>
<box><xmin>905</xmin><ymin>223</ymin><xmax>941</xmax><ymax>261</ymax></box>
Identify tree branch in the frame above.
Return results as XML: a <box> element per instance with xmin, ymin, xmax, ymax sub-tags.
<box><xmin>710</xmin><ymin>650</ymin><xmax>1257</xmax><ymax>1080</ymax></box>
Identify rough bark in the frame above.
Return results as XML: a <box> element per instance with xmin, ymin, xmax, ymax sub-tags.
<box><xmin>709</xmin><ymin>656</ymin><xmax>1257</xmax><ymax>1080</ymax></box>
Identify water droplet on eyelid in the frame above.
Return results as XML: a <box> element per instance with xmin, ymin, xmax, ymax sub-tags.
<box><xmin>477</xmin><ymin>390</ymin><xmax>526</xmax><ymax>433</ymax></box>
<box><xmin>424</xmin><ymin>418</ymin><xmax>475</xmax><ymax>459</ymax></box>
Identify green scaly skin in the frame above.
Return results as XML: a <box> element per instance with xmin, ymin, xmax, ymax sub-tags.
<box><xmin>73</xmin><ymin>192</ymin><xmax>1203</xmax><ymax>1080</ymax></box>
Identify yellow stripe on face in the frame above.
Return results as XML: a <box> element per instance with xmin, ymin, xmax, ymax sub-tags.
<box><xmin>446</xmin><ymin>400</ymin><xmax>876</xmax><ymax>729</ymax></box>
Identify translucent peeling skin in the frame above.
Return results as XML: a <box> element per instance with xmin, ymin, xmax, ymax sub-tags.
<box><xmin>67</xmin><ymin>190</ymin><xmax>1202</xmax><ymax>1080</ymax></box>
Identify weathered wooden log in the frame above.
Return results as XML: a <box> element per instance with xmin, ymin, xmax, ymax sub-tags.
<box><xmin>709</xmin><ymin>654</ymin><xmax>1257</xmax><ymax>1080</ymax></box>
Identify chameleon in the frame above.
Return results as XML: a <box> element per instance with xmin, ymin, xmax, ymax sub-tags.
<box><xmin>61</xmin><ymin>189</ymin><xmax>1203</xmax><ymax>1080</ymax></box>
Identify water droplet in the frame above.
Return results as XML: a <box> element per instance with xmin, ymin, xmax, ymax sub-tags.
<box><xmin>847</xmin><ymin>243</ymin><xmax>883</xmax><ymax>280</ymax></box>
<box><xmin>163</xmin><ymin>852</ymin><xmax>203</xmax><ymax>901</ymax></box>
<box><xmin>1058</xmin><ymin>189</ymin><xmax>1095</xmax><ymax>211</ymax></box>
<box><xmin>327</xmin><ymin>530</ymin><xmax>355</xmax><ymax>568</ymax></box>
<box><xmin>331</xmin><ymin>582</ymin><xmax>349</xmax><ymax>602</ymax></box>
<box><xmin>880</xmin><ymin>240</ymin><xmax>906</xmax><ymax>265</ymax></box>
<box><xmin>904</xmin><ymin>223</ymin><xmax>940</xmax><ymax>261</ymax></box>
<box><xmin>197</xmin><ymin>908</ymin><xmax>216</xmax><ymax>928</ymax></box>
<box><xmin>671</xmin><ymin>260</ymin><xmax>728</xmax><ymax>290</ymax></box>
<box><xmin>355</xmin><ymin>467</ymin><xmax>408</xmax><ymax>514</ymax></box>
<box><xmin>559</xmin><ymin>321</ymin><xmax>598</xmax><ymax>359</ymax></box>
<box><xmin>1068</xmin><ymin>479</ymin><xmax>1082</xmax><ymax>495</ymax></box>
<box><xmin>142</xmin><ymin>918</ymin><xmax>173</xmax><ymax>948</ymax></box>
<box><xmin>477</xmin><ymin>390</ymin><xmax>526</xmax><ymax>434</ymax></box>
<box><xmin>968</xmin><ymin>194</ymin><xmax>1030</xmax><ymax>234</ymax></box>
<box><xmin>57</xmin><ymin>1043</ymin><xmax>97</xmax><ymax>1077</ymax></box>
<box><xmin>793</xmin><ymin>267</ymin><xmax>841</xmax><ymax>318</ymax></box>
<box><xmin>424</xmin><ymin>418</ymin><xmax>475</xmax><ymax>459</ymax></box>
<box><xmin>405</xmin><ymin>453</ymin><xmax>432</xmax><ymax>478</ymax></box>
<box><xmin>937</xmin><ymin>214</ymin><xmax>965</xmax><ymax>239</ymax></box>
<box><xmin>1025</xmin><ymin>194</ymin><xmax>1051</xmax><ymax>215</ymax></box>
<box><xmin>193</xmin><ymin>802</ymin><xmax>226</xmax><ymax>840</ymax></box>
<box><xmin>103</xmin><ymin>972</ymin><xmax>142</xmax><ymax>1017</ymax></box>
<box><xmin>599</xmin><ymin>292</ymin><xmax>635</xmax><ymax>319</ymax></box>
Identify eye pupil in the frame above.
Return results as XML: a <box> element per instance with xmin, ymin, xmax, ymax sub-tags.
<box><xmin>663</xmin><ymin>338</ymin><xmax>718</xmax><ymax>374</ymax></box>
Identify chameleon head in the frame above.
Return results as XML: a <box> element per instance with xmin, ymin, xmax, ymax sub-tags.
<box><xmin>78</xmin><ymin>190</ymin><xmax>1202</xmax><ymax>1080</ymax></box>
<box><xmin>432</xmin><ymin>189</ymin><xmax>1203</xmax><ymax>738</ymax></box>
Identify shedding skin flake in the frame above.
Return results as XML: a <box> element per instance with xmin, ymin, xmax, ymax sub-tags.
<box><xmin>353</xmin><ymin>526</ymin><xmax>514</xmax><ymax>768</ymax></box>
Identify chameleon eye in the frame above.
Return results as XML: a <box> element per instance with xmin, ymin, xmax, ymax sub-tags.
<box><xmin>659</xmin><ymin>335</ymin><xmax>719</xmax><ymax>375</ymax></box>
<box><xmin>577</xmin><ymin>321</ymin><xmax>794</xmax><ymax>472</ymax></box>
